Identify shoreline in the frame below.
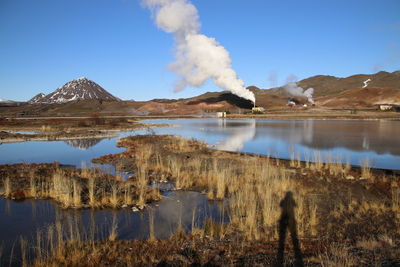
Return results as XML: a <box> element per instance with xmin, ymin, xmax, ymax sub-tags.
<box><xmin>1</xmin><ymin>107</ymin><xmax>399</xmax><ymax>121</ymax></box>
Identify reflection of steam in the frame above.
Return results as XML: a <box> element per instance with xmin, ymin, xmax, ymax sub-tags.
<box><xmin>216</xmin><ymin>120</ymin><xmax>256</xmax><ymax>151</ymax></box>
<box><xmin>64</xmin><ymin>138</ymin><xmax>103</xmax><ymax>150</ymax></box>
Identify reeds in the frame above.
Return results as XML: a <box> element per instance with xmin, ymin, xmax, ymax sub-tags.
<box><xmin>148</xmin><ymin>211</ymin><xmax>156</xmax><ymax>242</ymax></box>
<box><xmin>109</xmin><ymin>183</ymin><xmax>120</xmax><ymax>208</ymax></box>
<box><xmin>124</xmin><ymin>136</ymin><xmax>329</xmax><ymax>241</ymax></box>
<box><xmin>392</xmin><ymin>187</ymin><xmax>400</xmax><ymax>213</ymax></box>
<box><xmin>3</xmin><ymin>177</ymin><xmax>11</xmax><ymax>197</ymax></box>
<box><xmin>360</xmin><ymin>158</ymin><xmax>372</xmax><ymax>179</ymax></box>
<box><xmin>88</xmin><ymin>178</ymin><xmax>96</xmax><ymax>207</ymax></box>
<box><xmin>30</xmin><ymin>177</ymin><xmax>37</xmax><ymax>198</ymax></box>
<box><xmin>109</xmin><ymin>214</ymin><xmax>118</xmax><ymax>241</ymax></box>
<box><xmin>136</xmin><ymin>165</ymin><xmax>148</xmax><ymax>207</ymax></box>
<box><xmin>20</xmin><ymin>237</ymin><xmax>28</xmax><ymax>267</ymax></box>
<box><xmin>318</xmin><ymin>243</ymin><xmax>356</xmax><ymax>267</ymax></box>
<box><xmin>40</xmin><ymin>125</ymin><xmax>52</xmax><ymax>132</ymax></box>
<box><xmin>0</xmin><ymin>163</ymin><xmax>160</xmax><ymax>209</ymax></box>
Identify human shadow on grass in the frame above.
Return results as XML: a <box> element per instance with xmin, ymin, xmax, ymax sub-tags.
<box><xmin>276</xmin><ymin>191</ymin><xmax>304</xmax><ymax>267</ymax></box>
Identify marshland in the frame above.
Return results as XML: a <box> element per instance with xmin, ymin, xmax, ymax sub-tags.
<box><xmin>0</xmin><ymin>117</ymin><xmax>399</xmax><ymax>266</ymax></box>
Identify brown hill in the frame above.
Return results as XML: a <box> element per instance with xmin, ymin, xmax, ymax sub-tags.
<box><xmin>2</xmin><ymin>70</ymin><xmax>399</xmax><ymax>117</ymax></box>
<box><xmin>316</xmin><ymin>87</ymin><xmax>400</xmax><ymax>107</ymax></box>
<box><xmin>298</xmin><ymin>71</ymin><xmax>400</xmax><ymax>96</ymax></box>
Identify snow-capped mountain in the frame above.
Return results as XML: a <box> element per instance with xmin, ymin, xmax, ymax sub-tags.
<box><xmin>30</xmin><ymin>77</ymin><xmax>120</xmax><ymax>104</ymax></box>
<box><xmin>0</xmin><ymin>98</ymin><xmax>14</xmax><ymax>103</ymax></box>
<box><xmin>28</xmin><ymin>93</ymin><xmax>46</xmax><ymax>104</ymax></box>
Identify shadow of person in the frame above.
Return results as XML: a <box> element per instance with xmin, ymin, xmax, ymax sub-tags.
<box><xmin>276</xmin><ymin>191</ymin><xmax>304</xmax><ymax>267</ymax></box>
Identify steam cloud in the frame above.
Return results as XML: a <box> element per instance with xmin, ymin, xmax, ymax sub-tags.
<box><xmin>283</xmin><ymin>82</ymin><xmax>314</xmax><ymax>104</ymax></box>
<box><xmin>142</xmin><ymin>0</ymin><xmax>255</xmax><ymax>103</ymax></box>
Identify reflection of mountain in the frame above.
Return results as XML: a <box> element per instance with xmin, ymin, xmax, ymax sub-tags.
<box><xmin>300</xmin><ymin>121</ymin><xmax>400</xmax><ymax>156</ymax></box>
<box><xmin>255</xmin><ymin>120</ymin><xmax>314</xmax><ymax>147</ymax></box>
<box><xmin>216</xmin><ymin>119</ymin><xmax>256</xmax><ymax>151</ymax></box>
<box><xmin>64</xmin><ymin>138</ymin><xmax>103</xmax><ymax>150</ymax></box>
<box><xmin>256</xmin><ymin>120</ymin><xmax>400</xmax><ymax>156</ymax></box>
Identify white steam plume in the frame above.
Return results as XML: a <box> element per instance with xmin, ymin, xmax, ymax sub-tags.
<box><xmin>283</xmin><ymin>82</ymin><xmax>314</xmax><ymax>104</ymax></box>
<box><xmin>142</xmin><ymin>0</ymin><xmax>255</xmax><ymax>103</ymax></box>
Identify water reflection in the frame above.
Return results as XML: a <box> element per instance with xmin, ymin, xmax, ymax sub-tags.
<box><xmin>297</xmin><ymin>120</ymin><xmax>400</xmax><ymax>155</ymax></box>
<box><xmin>254</xmin><ymin>120</ymin><xmax>315</xmax><ymax>148</ymax></box>
<box><xmin>143</xmin><ymin>119</ymin><xmax>400</xmax><ymax>170</ymax></box>
<box><xmin>64</xmin><ymin>138</ymin><xmax>103</xmax><ymax>150</ymax></box>
<box><xmin>216</xmin><ymin>119</ymin><xmax>256</xmax><ymax>151</ymax></box>
<box><xmin>0</xmin><ymin>138</ymin><xmax>124</xmax><ymax>168</ymax></box>
<box><xmin>0</xmin><ymin>191</ymin><xmax>226</xmax><ymax>266</ymax></box>
<box><xmin>1</xmin><ymin>119</ymin><xmax>399</xmax><ymax>170</ymax></box>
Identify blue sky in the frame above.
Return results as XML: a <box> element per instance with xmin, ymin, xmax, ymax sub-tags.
<box><xmin>1</xmin><ymin>0</ymin><xmax>399</xmax><ymax>101</ymax></box>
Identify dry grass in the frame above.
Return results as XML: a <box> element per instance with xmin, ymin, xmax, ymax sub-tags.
<box><xmin>20</xmin><ymin>237</ymin><xmax>28</xmax><ymax>267</ymax></box>
<box><xmin>117</xmin><ymin>135</ymin><xmax>399</xmax><ymax>247</ymax></box>
<box><xmin>0</xmin><ymin>164</ymin><xmax>160</xmax><ymax>210</ymax></box>
<box><xmin>136</xmin><ymin>165</ymin><xmax>148</xmax><ymax>207</ymax></box>
<box><xmin>149</xmin><ymin>211</ymin><xmax>156</xmax><ymax>242</ymax></box>
<box><xmin>88</xmin><ymin>178</ymin><xmax>96</xmax><ymax>207</ymax></box>
<box><xmin>124</xmin><ymin>136</ymin><xmax>325</xmax><ymax>241</ymax></box>
<box><xmin>318</xmin><ymin>243</ymin><xmax>356</xmax><ymax>267</ymax></box>
<box><xmin>30</xmin><ymin>177</ymin><xmax>37</xmax><ymax>198</ymax></box>
<box><xmin>109</xmin><ymin>214</ymin><xmax>118</xmax><ymax>242</ymax></box>
<box><xmin>40</xmin><ymin>125</ymin><xmax>52</xmax><ymax>132</ymax></box>
<box><xmin>360</xmin><ymin>158</ymin><xmax>372</xmax><ymax>179</ymax></box>
<box><xmin>392</xmin><ymin>187</ymin><xmax>400</xmax><ymax>212</ymax></box>
<box><xmin>356</xmin><ymin>238</ymin><xmax>384</xmax><ymax>250</ymax></box>
<box><xmin>3</xmin><ymin>177</ymin><xmax>11</xmax><ymax>197</ymax></box>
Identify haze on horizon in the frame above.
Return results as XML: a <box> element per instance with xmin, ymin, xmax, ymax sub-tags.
<box><xmin>0</xmin><ymin>0</ymin><xmax>399</xmax><ymax>102</ymax></box>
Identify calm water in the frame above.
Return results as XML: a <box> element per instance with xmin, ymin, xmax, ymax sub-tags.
<box><xmin>1</xmin><ymin>119</ymin><xmax>399</xmax><ymax>169</ymax></box>
<box><xmin>141</xmin><ymin>119</ymin><xmax>400</xmax><ymax>170</ymax></box>
<box><xmin>0</xmin><ymin>191</ymin><xmax>226</xmax><ymax>266</ymax></box>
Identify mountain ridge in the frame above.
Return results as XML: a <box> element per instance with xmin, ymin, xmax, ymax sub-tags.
<box><xmin>29</xmin><ymin>77</ymin><xmax>120</xmax><ymax>104</ymax></box>
<box><xmin>2</xmin><ymin>70</ymin><xmax>398</xmax><ymax>116</ymax></box>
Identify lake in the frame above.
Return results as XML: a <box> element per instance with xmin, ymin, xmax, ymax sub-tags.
<box><xmin>142</xmin><ymin>119</ymin><xmax>400</xmax><ymax>170</ymax></box>
<box><xmin>1</xmin><ymin>119</ymin><xmax>399</xmax><ymax>170</ymax></box>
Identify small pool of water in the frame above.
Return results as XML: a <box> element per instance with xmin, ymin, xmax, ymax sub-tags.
<box><xmin>0</xmin><ymin>190</ymin><xmax>226</xmax><ymax>266</ymax></box>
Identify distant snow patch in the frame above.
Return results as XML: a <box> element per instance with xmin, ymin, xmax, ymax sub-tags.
<box><xmin>362</xmin><ymin>78</ymin><xmax>371</xmax><ymax>88</ymax></box>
